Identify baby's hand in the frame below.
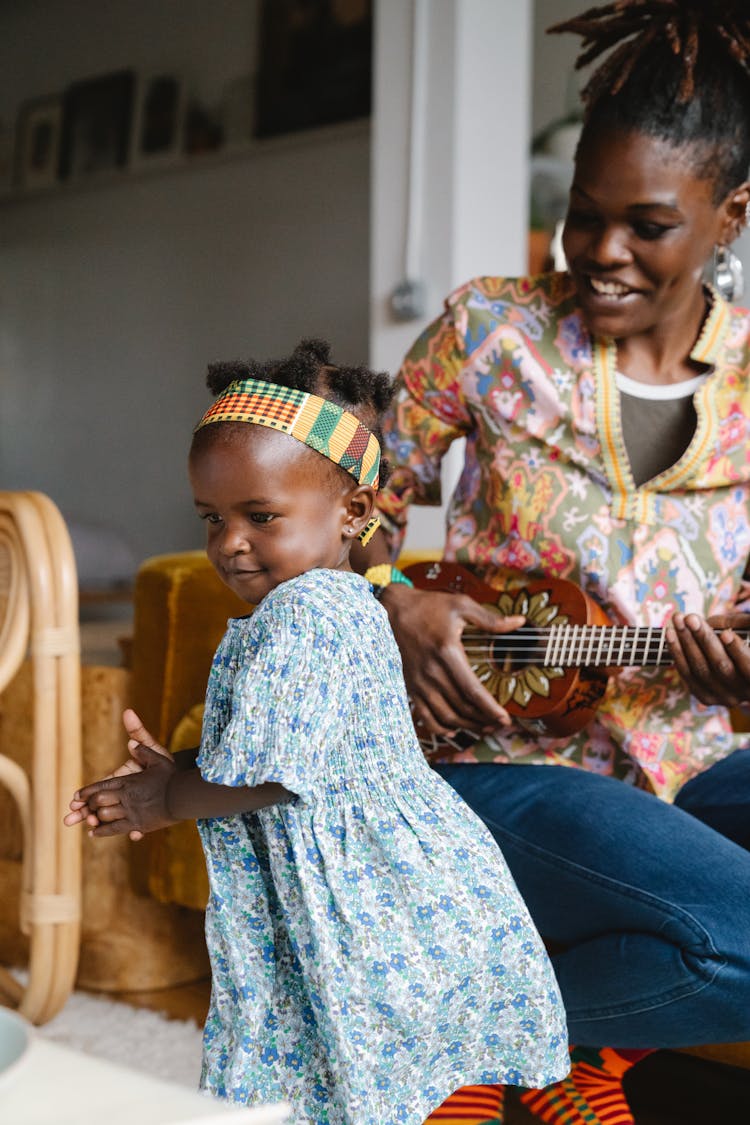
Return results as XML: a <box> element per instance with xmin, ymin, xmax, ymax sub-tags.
<box><xmin>64</xmin><ymin>709</ymin><xmax>173</xmax><ymax>839</ymax></box>
<box><xmin>70</xmin><ymin>742</ymin><xmax>178</xmax><ymax>840</ymax></box>
<box><xmin>121</xmin><ymin>707</ymin><xmax>173</xmax><ymax>761</ymax></box>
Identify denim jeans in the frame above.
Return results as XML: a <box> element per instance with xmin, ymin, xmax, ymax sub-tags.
<box><xmin>435</xmin><ymin>751</ymin><xmax>750</xmax><ymax>1049</ymax></box>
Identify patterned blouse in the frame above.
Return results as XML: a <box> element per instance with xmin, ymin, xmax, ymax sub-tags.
<box><xmin>377</xmin><ymin>273</ymin><xmax>750</xmax><ymax>801</ymax></box>
<box><xmin>196</xmin><ymin>569</ymin><xmax>568</xmax><ymax>1124</ymax></box>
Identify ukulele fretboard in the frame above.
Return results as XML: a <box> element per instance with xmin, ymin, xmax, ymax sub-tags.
<box><xmin>542</xmin><ymin>623</ymin><xmax>750</xmax><ymax>669</ymax></box>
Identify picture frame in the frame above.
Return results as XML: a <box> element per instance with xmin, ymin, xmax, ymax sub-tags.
<box><xmin>14</xmin><ymin>96</ymin><xmax>62</xmax><ymax>191</ymax></box>
<box><xmin>256</xmin><ymin>0</ymin><xmax>372</xmax><ymax>139</ymax></box>
<box><xmin>58</xmin><ymin>69</ymin><xmax>135</xmax><ymax>181</ymax></box>
<box><xmin>129</xmin><ymin>73</ymin><xmax>186</xmax><ymax>169</ymax></box>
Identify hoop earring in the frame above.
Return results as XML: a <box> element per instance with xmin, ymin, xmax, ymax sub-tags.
<box><xmin>713</xmin><ymin>244</ymin><xmax>744</xmax><ymax>302</ymax></box>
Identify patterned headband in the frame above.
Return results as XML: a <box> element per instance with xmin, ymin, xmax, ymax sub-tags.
<box><xmin>195</xmin><ymin>377</ymin><xmax>381</xmax><ymax>544</ymax></box>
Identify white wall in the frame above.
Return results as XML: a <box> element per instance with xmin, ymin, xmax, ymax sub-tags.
<box><xmin>0</xmin><ymin>0</ymin><xmax>370</xmax><ymax>562</ymax></box>
<box><xmin>371</xmin><ymin>0</ymin><xmax>532</xmax><ymax>373</ymax></box>
<box><xmin>370</xmin><ymin>0</ymin><xmax>533</xmax><ymax>552</ymax></box>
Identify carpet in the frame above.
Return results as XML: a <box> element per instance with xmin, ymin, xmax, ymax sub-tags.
<box><xmin>23</xmin><ymin>992</ymin><xmax>750</xmax><ymax>1124</ymax></box>
<box><xmin>32</xmin><ymin>988</ymin><xmax>204</xmax><ymax>1089</ymax></box>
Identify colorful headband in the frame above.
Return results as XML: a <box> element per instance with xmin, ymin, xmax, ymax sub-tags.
<box><xmin>195</xmin><ymin>377</ymin><xmax>381</xmax><ymax>545</ymax></box>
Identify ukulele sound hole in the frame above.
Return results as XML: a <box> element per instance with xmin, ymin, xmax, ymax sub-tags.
<box><xmin>468</xmin><ymin>625</ymin><xmax>563</xmax><ymax>709</ymax></box>
<box><xmin>491</xmin><ymin>625</ymin><xmax>547</xmax><ymax>672</ymax></box>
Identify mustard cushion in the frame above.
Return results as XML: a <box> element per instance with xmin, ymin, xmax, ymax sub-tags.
<box><xmin>134</xmin><ymin>704</ymin><xmax>210</xmax><ymax>911</ymax></box>
<box><xmin>128</xmin><ymin>552</ymin><xmax>246</xmax><ymax>906</ymax></box>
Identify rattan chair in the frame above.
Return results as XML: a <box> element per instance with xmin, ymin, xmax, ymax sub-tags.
<box><xmin>0</xmin><ymin>491</ymin><xmax>81</xmax><ymax>1024</ymax></box>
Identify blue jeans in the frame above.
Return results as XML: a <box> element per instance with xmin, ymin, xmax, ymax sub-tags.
<box><xmin>435</xmin><ymin>751</ymin><xmax>750</xmax><ymax>1049</ymax></box>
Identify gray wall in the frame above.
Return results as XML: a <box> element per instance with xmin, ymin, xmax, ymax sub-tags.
<box><xmin>0</xmin><ymin>0</ymin><xmax>370</xmax><ymax>563</ymax></box>
<box><xmin>531</xmin><ymin>0</ymin><xmax>582</xmax><ymax>137</ymax></box>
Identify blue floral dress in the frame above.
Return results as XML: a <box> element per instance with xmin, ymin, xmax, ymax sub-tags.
<box><xmin>196</xmin><ymin>568</ymin><xmax>568</xmax><ymax>1124</ymax></box>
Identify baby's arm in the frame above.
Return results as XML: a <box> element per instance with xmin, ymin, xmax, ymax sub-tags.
<box><xmin>71</xmin><ymin>741</ymin><xmax>291</xmax><ymax>839</ymax></box>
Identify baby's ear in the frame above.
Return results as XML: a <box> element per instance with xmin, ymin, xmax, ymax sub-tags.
<box><xmin>343</xmin><ymin>484</ymin><xmax>376</xmax><ymax>538</ymax></box>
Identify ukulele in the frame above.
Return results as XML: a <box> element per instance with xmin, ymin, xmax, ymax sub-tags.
<box><xmin>401</xmin><ymin>559</ymin><xmax>741</xmax><ymax>748</ymax></box>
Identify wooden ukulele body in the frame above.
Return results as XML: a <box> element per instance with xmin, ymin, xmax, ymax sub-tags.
<box><xmin>402</xmin><ymin>560</ymin><xmax>612</xmax><ymax>738</ymax></box>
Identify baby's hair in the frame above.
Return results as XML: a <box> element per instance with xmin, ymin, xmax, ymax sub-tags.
<box><xmin>549</xmin><ymin>1</ymin><xmax>750</xmax><ymax>201</ymax></box>
<box><xmin>198</xmin><ymin>338</ymin><xmax>394</xmax><ymax>487</ymax></box>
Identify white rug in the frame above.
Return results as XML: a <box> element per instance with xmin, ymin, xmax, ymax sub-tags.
<box><xmin>36</xmin><ymin>989</ymin><xmax>204</xmax><ymax>1089</ymax></box>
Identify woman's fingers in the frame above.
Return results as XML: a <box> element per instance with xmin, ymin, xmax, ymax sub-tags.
<box><xmin>389</xmin><ymin>589</ymin><xmax>524</xmax><ymax>734</ymax></box>
<box><xmin>668</xmin><ymin>613</ymin><xmax>750</xmax><ymax>706</ymax></box>
<box><xmin>707</xmin><ymin>613</ymin><xmax>750</xmax><ymax>690</ymax></box>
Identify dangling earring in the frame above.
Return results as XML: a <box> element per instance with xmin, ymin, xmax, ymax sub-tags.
<box><xmin>713</xmin><ymin>244</ymin><xmax>744</xmax><ymax>302</ymax></box>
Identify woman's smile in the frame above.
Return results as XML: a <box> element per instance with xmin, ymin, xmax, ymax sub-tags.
<box><xmin>587</xmin><ymin>277</ymin><xmax>640</xmax><ymax>299</ymax></box>
<box><xmin>563</xmin><ymin>129</ymin><xmax>726</xmax><ymax>345</ymax></box>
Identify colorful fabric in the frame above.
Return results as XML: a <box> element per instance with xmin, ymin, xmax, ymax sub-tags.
<box><xmin>377</xmin><ymin>273</ymin><xmax>750</xmax><ymax>800</ymax></box>
<box><xmin>196</xmin><ymin>378</ymin><xmax>381</xmax><ymax>488</ymax></box>
<box><xmin>425</xmin><ymin>1083</ymin><xmax>505</xmax><ymax>1123</ymax></box>
<box><xmin>196</xmin><ymin>568</ymin><xmax>568</xmax><ymax>1124</ymax></box>
<box><xmin>519</xmin><ymin>1046</ymin><xmax>648</xmax><ymax>1124</ymax></box>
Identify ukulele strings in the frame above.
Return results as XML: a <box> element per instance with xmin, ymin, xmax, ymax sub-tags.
<box><xmin>457</xmin><ymin>627</ymin><xmax>750</xmax><ymax>667</ymax></box>
<box><xmin>462</xmin><ymin>627</ymin><xmax>658</xmax><ymax>667</ymax></box>
<box><xmin>460</xmin><ymin>628</ymin><xmax>663</xmax><ymax>657</ymax></box>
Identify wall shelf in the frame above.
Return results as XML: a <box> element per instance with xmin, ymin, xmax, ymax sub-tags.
<box><xmin>0</xmin><ymin>117</ymin><xmax>370</xmax><ymax>209</ymax></box>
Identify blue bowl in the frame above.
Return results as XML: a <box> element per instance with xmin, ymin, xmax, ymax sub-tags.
<box><xmin>0</xmin><ymin>1006</ymin><xmax>32</xmax><ymax>1089</ymax></box>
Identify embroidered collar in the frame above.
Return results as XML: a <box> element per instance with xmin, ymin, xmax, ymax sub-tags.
<box><xmin>688</xmin><ymin>285</ymin><xmax>731</xmax><ymax>367</ymax></box>
<box><xmin>590</xmin><ymin>286</ymin><xmax>731</xmax><ymax>523</ymax></box>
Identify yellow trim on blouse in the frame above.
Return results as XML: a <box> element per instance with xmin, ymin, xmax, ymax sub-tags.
<box><xmin>593</xmin><ymin>287</ymin><xmax>730</xmax><ymax>523</ymax></box>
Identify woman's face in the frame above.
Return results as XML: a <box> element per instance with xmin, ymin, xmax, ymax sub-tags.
<box><xmin>562</xmin><ymin>128</ymin><xmax>737</xmax><ymax>340</ymax></box>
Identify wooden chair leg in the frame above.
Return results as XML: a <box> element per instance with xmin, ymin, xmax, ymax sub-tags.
<box><xmin>29</xmin><ymin>492</ymin><xmax>82</xmax><ymax>1023</ymax></box>
<box><xmin>0</xmin><ymin>491</ymin><xmax>82</xmax><ymax>1025</ymax></box>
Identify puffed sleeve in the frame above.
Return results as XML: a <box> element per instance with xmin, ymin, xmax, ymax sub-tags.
<box><xmin>197</xmin><ymin>598</ymin><xmax>347</xmax><ymax>804</ymax></box>
<box><xmin>377</xmin><ymin>288</ymin><xmax>474</xmax><ymax>556</ymax></box>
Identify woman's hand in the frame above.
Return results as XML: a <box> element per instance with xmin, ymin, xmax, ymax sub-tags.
<box><xmin>379</xmin><ymin>583</ymin><xmax>524</xmax><ymax>736</ymax></box>
<box><xmin>667</xmin><ymin>611</ymin><xmax>750</xmax><ymax>707</ymax></box>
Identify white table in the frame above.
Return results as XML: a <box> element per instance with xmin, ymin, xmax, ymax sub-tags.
<box><xmin>2</xmin><ymin>1031</ymin><xmax>290</xmax><ymax>1125</ymax></box>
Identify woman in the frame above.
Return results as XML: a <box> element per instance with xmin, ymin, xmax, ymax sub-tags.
<box><xmin>354</xmin><ymin>3</ymin><xmax>750</xmax><ymax>1122</ymax></box>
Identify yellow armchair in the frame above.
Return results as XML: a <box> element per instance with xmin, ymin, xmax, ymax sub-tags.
<box><xmin>127</xmin><ymin>551</ymin><xmax>246</xmax><ymax>910</ymax></box>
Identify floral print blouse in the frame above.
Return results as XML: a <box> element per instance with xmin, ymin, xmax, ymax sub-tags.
<box><xmin>377</xmin><ymin>273</ymin><xmax>750</xmax><ymax>800</ymax></box>
<box><xmin>196</xmin><ymin>569</ymin><xmax>568</xmax><ymax>1124</ymax></box>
